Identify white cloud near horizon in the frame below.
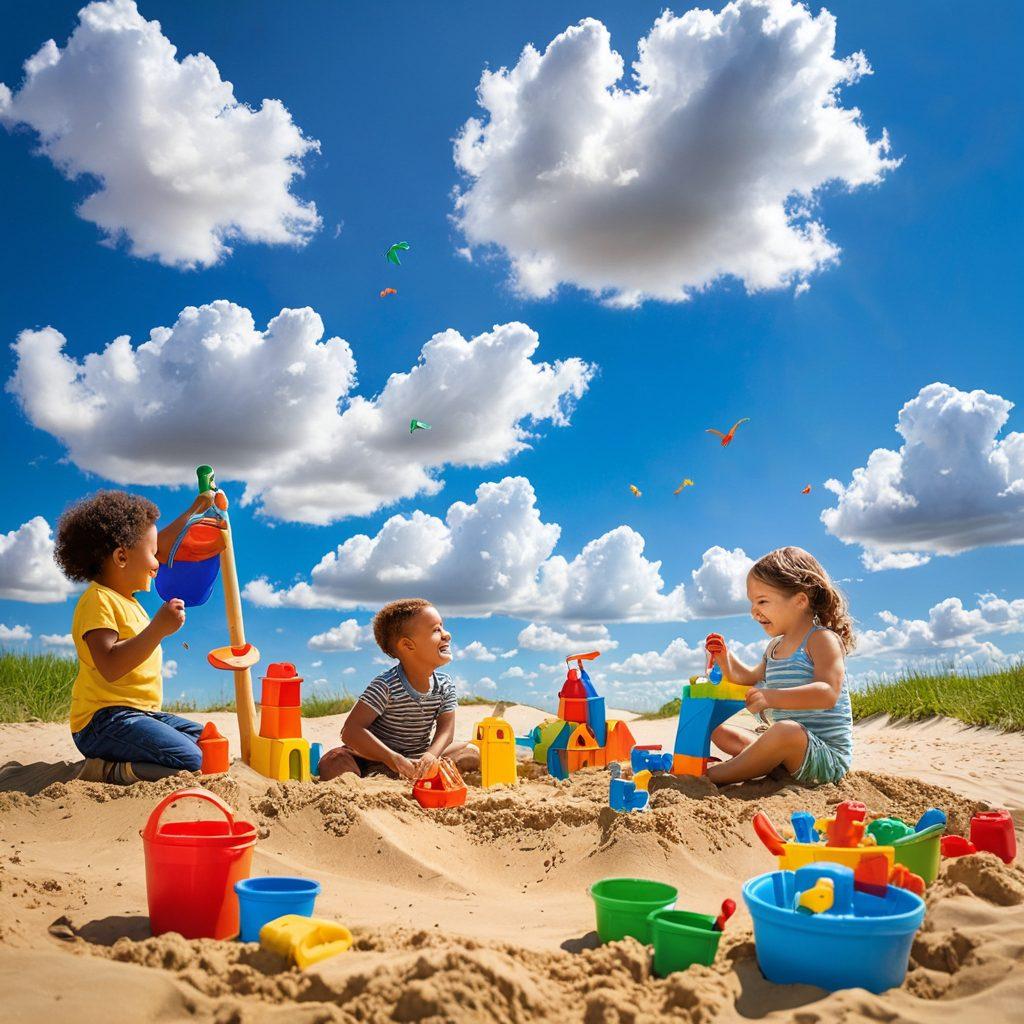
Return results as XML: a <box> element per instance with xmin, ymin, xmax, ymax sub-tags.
<box><xmin>8</xmin><ymin>303</ymin><xmax>593</xmax><ymax>525</ymax></box>
<box><xmin>41</xmin><ymin>632</ymin><xmax>75</xmax><ymax>649</ymax></box>
<box><xmin>0</xmin><ymin>517</ymin><xmax>77</xmax><ymax>603</ymax></box>
<box><xmin>453</xmin><ymin>0</ymin><xmax>897</xmax><ymax>307</ymax></box>
<box><xmin>609</xmin><ymin>636</ymin><xmax>765</xmax><ymax>677</ymax></box>
<box><xmin>244</xmin><ymin>476</ymin><xmax>697</xmax><ymax>622</ymax></box>
<box><xmin>307</xmin><ymin>619</ymin><xmax>373</xmax><ymax>652</ymax></box>
<box><xmin>0</xmin><ymin>623</ymin><xmax>33</xmax><ymax>642</ymax></box>
<box><xmin>822</xmin><ymin>383</ymin><xmax>1024</xmax><ymax>570</ymax></box>
<box><xmin>0</xmin><ymin>0</ymin><xmax>320</xmax><ymax>268</ymax></box>
<box><xmin>516</xmin><ymin>622</ymin><xmax>618</xmax><ymax>652</ymax></box>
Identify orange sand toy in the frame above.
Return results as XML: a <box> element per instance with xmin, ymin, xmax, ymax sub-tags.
<box><xmin>413</xmin><ymin>759</ymin><xmax>467</xmax><ymax>808</ymax></box>
<box><xmin>198</xmin><ymin>722</ymin><xmax>229</xmax><ymax>774</ymax></box>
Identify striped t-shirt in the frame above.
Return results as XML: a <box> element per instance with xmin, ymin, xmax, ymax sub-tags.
<box><xmin>763</xmin><ymin>625</ymin><xmax>853</xmax><ymax>769</ymax></box>
<box><xmin>358</xmin><ymin>665</ymin><xmax>458</xmax><ymax>757</ymax></box>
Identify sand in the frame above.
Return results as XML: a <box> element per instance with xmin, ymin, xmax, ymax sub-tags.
<box><xmin>1</xmin><ymin>705</ymin><xmax>1022</xmax><ymax>1023</ymax></box>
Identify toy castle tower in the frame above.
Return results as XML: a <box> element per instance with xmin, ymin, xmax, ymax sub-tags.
<box><xmin>249</xmin><ymin>662</ymin><xmax>311</xmax><ymax>781</ymax></box>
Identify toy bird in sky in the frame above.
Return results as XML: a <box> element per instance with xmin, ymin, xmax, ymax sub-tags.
<box><xmin>379</xmin><ymin>287</ymin><xmax>397</xmax><ymax>298</ymax></box>
<box><xmin>673</xmin><ymin>478</ymin><xmax>694</xmax><ymax>494</ymax></box>
<box><xmin>706</xmin><ymin>418</ymin><xmax>750</xmax><ymax>447</ymax></box>
<box><xmin>385</xmin><ymin>241</ymin><xmax>411</xmax><ymax>265</ymax></box>
<box><xmin>629</xmin><ymin>484</ymin><xmax>642</xmax><ymax>497</ymax></box>
<box><xmin>410</xmin><ymin>419</ymin><xmax>431</xmax><ymax>433</ymax></box>
<box><xmin>801</xmin><ymin>484</ymin><xmax>812</xmax><ymax>494</ymax></box>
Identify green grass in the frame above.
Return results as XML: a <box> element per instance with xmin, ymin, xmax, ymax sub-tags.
<box><xmin>457</xmin><ymin>695</ymin><xmax>509</xmax><ymax>706</ymax></box>
<box><xmin>849</xmin><ymin>663</ymin><xmax>1024</xmax><ymax>731</ymax></box>
<box><xmin>637</xmin><ymin>664</ymin><xmax>1024</xmax><ymax>731</ymax></box>
<box><xmin>0</xmin><ymin>649</ymin><xmax>76</xmax><ymax>722</ymax></box>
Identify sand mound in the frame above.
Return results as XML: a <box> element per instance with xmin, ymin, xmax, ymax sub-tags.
<box><xmin>2</xmin><ymin>712</ymin><xmax>1023</xmax><ymax>1022</ymax></box>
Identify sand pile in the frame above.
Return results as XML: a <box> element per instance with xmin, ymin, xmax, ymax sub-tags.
<box><xmin>1</xmin><ymin>711</ymin><xmax>1023</xmax><ymax>1022</ymax></box>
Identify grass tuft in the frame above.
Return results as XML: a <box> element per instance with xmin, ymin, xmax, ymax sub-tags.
<box><xmin>0</xmin><ymin>650</ymin><xmax>76</xmax><ymax>722</ymax></box>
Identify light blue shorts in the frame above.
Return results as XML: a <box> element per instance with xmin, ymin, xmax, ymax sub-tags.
<box><xmin>793</xmin><ymin>726</ymin><xmax>851</xmax><ymax>785</ymax></box>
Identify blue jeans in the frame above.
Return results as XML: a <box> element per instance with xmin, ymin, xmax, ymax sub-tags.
<box><xmin>73</xmin><ymin>706</ymin><xmax>203</xmax><ymax>772</ymax></box>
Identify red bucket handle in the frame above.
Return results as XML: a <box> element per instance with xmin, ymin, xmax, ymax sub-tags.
<box><xmin>142</xmin><ymin>787</ymin><xmax>237</xmax><ymax>842</ymax></box>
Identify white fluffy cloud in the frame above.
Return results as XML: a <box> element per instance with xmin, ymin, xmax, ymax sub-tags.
<box><xmin>684</xmin><ymin>547</ymin><xmax>754</xmax><ymax>616</ymax></box>
<box><xmin>854</xmin><ymin>594</ymin><xmax>1024</xmax><ymax>668</ymax></box>
<box><xmin>501</xmin><ymin>666</ymin><xmax>538</xmax><ymax>681</ymax></box>
<box><xmin>609</xmin><ymin>636</ymin><xmax>765</xmax><ymax>677</ymax></box>
<box><xmin>476</xmin><ymin>676</ymin><xmax>498</xmax><ymax>693</ymax></box>
<box><xmin>453</xmin><ymin>1</ymin><xmax>896</xmax><ymax>306</ymax></box>
<box><xmin>162</xmin><ymin>659</ymin><xmax>178</xmax><ymax>679</ymax></box>
<box><xmin>0</xmin><ymin>624</ymin><xmax>33</xmax><ymax>643</ymax></box>
<box><xmin>8</xmin><ymin>303</ymin><xmax>593</xmax><ymax>524</ymax></box>
<box><xmin>823</xmin><ymin>383</ymin><xmax>1024</xmax><ymax>570</ymax></box>
<box><xmin>244</xmin><ymin>476</ymin><xmax>690</xmax><ymax>622</ymax></box>
<box><xmin>516</xmin><ymin>622</ymin><xmax>618</xmax><ymax>652</ymax></box>
<box><xmin>41</xmin><ymin>632</ymin><xmax>75</xmax><ymax>649</ymax></box>
<box><xmin>0</xmin><ymin>0</ymin><xmax>320</xmax><ymax>267</ymax></box>
<box><xmin>0</xmin><ymin>517</ymin><xmax>77</xmax><ymax>603</ymax></box>
<box><xmin>307</xmin><ymin>619</ymin><xmax>372</xmax><ymax>652</ymax></box>
<box><xmin>458</xmin><ymin>641</ymin><xmax>499</xmax><ymax>662</ymax></box>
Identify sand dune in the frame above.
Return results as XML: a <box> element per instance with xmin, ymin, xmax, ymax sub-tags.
<box><xmin>1</xmin><ymin>705</ymin><xmax>1022</xmax><ymax>1023</ymax></box>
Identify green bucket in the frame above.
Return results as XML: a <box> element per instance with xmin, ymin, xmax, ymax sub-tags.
<box><xmin>892</xmin><ymin>823</ymin><xmax>943</xmax><ymax>885</ymax></box>
<box><xmin>589</xmin><ymin>878</ymin><xmax>678</xmax><ymax>944</ymax></box>
<box><xmin>647</xmin><ymin>909</ymin><xmax>723</xmax><ymax>977</ymax></box>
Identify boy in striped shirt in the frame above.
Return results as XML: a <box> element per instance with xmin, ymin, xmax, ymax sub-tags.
<box><xmin>318</xmin><ymin>599</ymin><xmax>480</xmax><ymax>781</ymax></box>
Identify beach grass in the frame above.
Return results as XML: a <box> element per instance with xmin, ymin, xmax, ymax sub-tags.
<box><xmin>0</xmin><ymin>650</ymin><xmax>76</xmax><ymax>723</ymax></box>
<box><xmin>638</xmin><ymin>663</ymin><xmax>1024</xmax><ymax>731</ymax></box>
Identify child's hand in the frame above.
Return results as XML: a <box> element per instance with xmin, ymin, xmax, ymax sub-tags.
<box><xmin>415</xmin><ymin>751</ymin><xmax>438</xmax><ymax>779</ymax></box>
<box><xmin>390</xmin><ymin>753</ymin><xmax>419</xmax><ymax>781</ymax></box>
<box><xmin>745</xmin><ymin>687</ymin><xmax>771</xmax><ymax>715</ymax></box>
<box><xmin>153</xmin><ymin>599</ymin><xmax>186</xmax><ymax>638</ymax></box>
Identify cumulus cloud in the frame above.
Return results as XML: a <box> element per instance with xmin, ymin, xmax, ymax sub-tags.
<box><xmin>476</xmin><ymin>676</ymin><xmax>498</xmax><ymax>692</ymax></box>
<box><xmin>0</xmin><ymin>623</ymin><xmax>33</xmax><ymax>642</ymax></box>
<box><xmin>41</xmin><ymin>632</ymin><xmax>75</xmax><ymax>649</ymax></box>
<box><xmin>162</xmin><ymin>659</ymin><xmax>178</xmax><ymax>679</ymax></box>
<box><xmin>516</xmin><ymin>622</ymin><xmax>618</xmax><ymax>652</ymax></box>
<box><xmin>684</xmin><ymin>547</ymin><xmax>754</xmax><ymax>616</ymax></box>
<box><xmin>244</xmin><ymin>476</ymin><xmax>689</xmax><ymax>622</ymax></box>
<box><xmin>823</xmin><ymin>384</ymin><xmax>1024</xmax><ymax>569</ymax></box>
<box><xmin>8</xmin><ymin>304</ymin><xmax>593</xmax><ymax>524</ymax></box>
<box><xmin>307</xmin><ymin>619</ymin><xmax>372</xmax><ymax>652</ymax></box>
<box><xmin>0</xmin><ymin>0</ymin><xmax>320</xmax><ymax>267</ymax></box>
<box><xmin>501</xmin><ymin>666</ymin><xmax>538</xmax><ymax>680</ymax></box>
<box><xmin>453</xmin><ymin>0</ymin><xmax>897</xmax><ymax>306</ymax></box>
<box><xmin>458</xmin><ymin>641</ymin><xmax>499</xmax><ymax>662</ymax></box>
<box><xmin>609</xmin><ymin>636</ymin><xmax>765</xmax><ymax>677</ymax></box>
<box><xmin>854</xmin><ymin>594</ymin><xmax>1024</xmax><ymax>668</ymax></box>
<box><xmin>0</xmin><ymin>517</ymin><xmax>77</xmax><ymax>603</ymax></box>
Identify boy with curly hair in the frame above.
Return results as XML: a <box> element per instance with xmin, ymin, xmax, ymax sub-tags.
<box><xmin>55</xmin><ymin>488</ymin><xmax>214</xmax><ymax>784</ymax></box>
<box><xmin>319</xmin><ymin>599</ymin><xmax>479</xmax><ymax>781</ymax></box>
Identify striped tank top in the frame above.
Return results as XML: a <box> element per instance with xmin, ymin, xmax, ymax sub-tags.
<box><xmin>764</xmin><ymin>625</ymin><xmax>853</xmax><ymax>766</ymax></box>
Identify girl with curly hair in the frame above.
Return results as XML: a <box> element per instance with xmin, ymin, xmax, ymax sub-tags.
<box><xmin>705</xmin><ymin>546</ymin><xmax>855</xmax><ymax>787</ymax></box>
<box><xmin>55</xmin><ymin>488</ymin><xmax>214</xmax><ymax>785</ymax></box>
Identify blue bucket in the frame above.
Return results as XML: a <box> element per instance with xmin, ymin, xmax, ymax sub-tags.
<box><xmin>234</xmin><ymin>876</ymin><xmax>321</xmax><ymax>942</ymax></box>
<box><xmin>156</xmin><ymin>557</ymin><xmax>220</xmax><ymax>608</ymax></box>
<box><xmin>743</xmin><ymin>869</ymin><xmax>925</xmax><ymax>993</ymax></box>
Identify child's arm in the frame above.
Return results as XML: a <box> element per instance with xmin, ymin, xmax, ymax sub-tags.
<box><xmin>84</xmin><ymin>599</ymin><xmax>185</xmax><ymax>682</ymax></box>
<box><xmin>341</xmin><ymin>700</ymin><xmax>418</xmax><ymax>780</ymax></box>
<box><xmin>706</xmin><ymin>634</ymin><xmax>765</xmax><ymax>686</ymax></box>
<box><xmin>745</xmin><ymin>631</ymin><xmax>844</xmax><ymax>715</ymax></box>
<box><xmin>414</xmin><ymin>711</ymin><xmax>456</xmax><ymax>777</ymax></box>
<box><xmin>156</xmin><ymin>492</ymin><xmax>216</xmax><ymax>564</ymax></box>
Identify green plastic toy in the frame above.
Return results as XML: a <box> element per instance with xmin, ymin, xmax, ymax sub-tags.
<box><xmin>385</xmin><ymin>241</ymin><xmax>411</xmax><ymax>266</ymax></box>
<box><xmin>409</xmin><ymin>419</ymin><xmax>431</xmax><ymax>433</ymax></box>
<box><xmin>589</xmin><ymin>878</ymin><xmax>677</xmax><ymax>944</ymax></box>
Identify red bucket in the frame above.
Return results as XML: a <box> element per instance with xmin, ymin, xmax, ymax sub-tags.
<box><xmin>141</xmin><ymin>788</ymin><xmax>257</xmax><ymax>939</ymax></box>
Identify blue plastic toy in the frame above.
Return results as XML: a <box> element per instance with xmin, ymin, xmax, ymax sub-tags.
<box><xmin>742</xmin><ymin>863</ymin><xmax>926</xmax><ymax>993</ymax></box>
<box><xmin>709</xmin><ymin>663</ymin><xmax>722</xmax><ymax>684</ymax></box>
<box><xmin>309</xmin><ymin>742</ymin><xmax>322</xmax><ymax>776</ymax></box>
<box><xmin>790</xmin><ymin>811</ymin><xmax>820</xmax><ymax>844</ymax></box>
<box><xmin>915</xmin><ymin>807</ymin><xmax>947</xmax><ymax>832</ymax></box>
<box><xmin>609</xmin><ymin>767</ymin><xmax>651</xmax><ymax>813</ymax></box>
<box><xmin>630</xmin><ymin>747</ymin><xmax>673</xmax><ymax>774</ymax></box>
<box><xmin>235</xmin><ymin>876</ymin><xmax>321</xmax><ymax>943</ymax></box>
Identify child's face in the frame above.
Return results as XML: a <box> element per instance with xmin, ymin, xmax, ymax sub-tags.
<box><xmin>398</xmin><ymin>606</ymin><xmax>452</xmax><ymax>668</ymax></box>
<box><xmin>112</xmin><ymin>524</ymin><xmax>160</xmax><ymax>593</ymax></box>
<box><xmin>747</xmin><ymin>575</ymin><xmax>809</xmax><ymax>636</ymax></box>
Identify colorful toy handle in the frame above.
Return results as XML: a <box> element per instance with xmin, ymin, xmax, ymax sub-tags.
<box><xmin>141</xmin><ymin>786</ymin><xmax>237</xmax><ymax>841</ymax></box>
<box><xmin>752</xmin><ymin>812</ymin><xmax>787</xmax><ymax>855</ymax></box>
<box><xmin>197</xmin><ymin>465</ymin><xmax>216</xmax><ymax>493</ymax></box>
<box><xmin>566</xmin><ymin>651</ymin><xmax>600</xmax><ymax>666</ymax></box>
<box><xmin>714</xmin><ymin>898</ymin><xmax>736</xmax><ymax>931</ymax></box>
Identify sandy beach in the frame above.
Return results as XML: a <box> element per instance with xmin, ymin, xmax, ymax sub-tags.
<box><xmin>2</xmin><ymin>706</ymin><xmax>1022</xmax><ymax>1023</ymax></box>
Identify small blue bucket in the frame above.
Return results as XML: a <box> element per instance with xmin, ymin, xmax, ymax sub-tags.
<box><xmin>234</xmin><ymin>876</ymin><xmax>321</xmax><ymax>942</ymax></box>
<box><xmin>743</xmin><ymin>869</ymin><xmax>925</xmax><ymax>993</ymax></box>
<box><xmin>156</xmin><ymin>557</ymin><xmax>220</xmax><ymax>608</ymax></box>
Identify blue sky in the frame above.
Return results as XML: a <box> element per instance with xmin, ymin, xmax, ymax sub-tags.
<box><xmin>1</xmin><ymin>0</ymin><xmax>1022</xmax><ymax>710</ymax></box>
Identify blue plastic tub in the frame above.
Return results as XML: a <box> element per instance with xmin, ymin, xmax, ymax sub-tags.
<box><xmin>234</xmin><ymin>877</ymin><xmax>321</xmax><ymax>942</ymax></box>
<box><xmin>743</xmin><ymin>868</ymin><xmax>925</xmax><ymax>993</ymax></box>
<box><xmin>156</xmin><ymin>557</ymin><xmax>220</xmax><ymax>608</ymax></box>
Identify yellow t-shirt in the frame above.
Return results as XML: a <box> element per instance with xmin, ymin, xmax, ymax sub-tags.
<box><xmin>69</xmin><ymin>582</ymin><xmax>162</xmax><ymax>732</ymax></box>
